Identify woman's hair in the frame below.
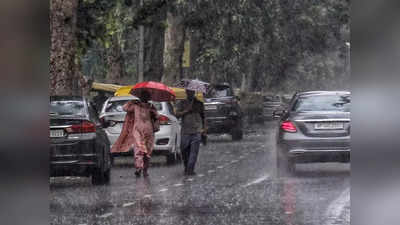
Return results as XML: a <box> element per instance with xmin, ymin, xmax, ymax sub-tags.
<box><xmin>140</xmin><ymin>90</ymin><xmax>151</xmax><ymax>101</ymax></box>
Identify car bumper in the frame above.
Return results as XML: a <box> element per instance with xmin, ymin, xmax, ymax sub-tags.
<box><xmin>50</xmin><ymin>139</ymin><xmax>99</xmax><ymax>177</ymax></box>
<box><xmin>206</xmin><ymin>117</ymin><xmax>237</xmax><ymax>134</ymax></box>
<box><xmin>278</xmin><ymin>134</ymin><xmax>350</xmax><ymax>163</ymax></box>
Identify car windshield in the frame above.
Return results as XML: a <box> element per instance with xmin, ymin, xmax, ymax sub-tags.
<box><xmin>206</xmin><ymin>86</ymin><xmax>232</xmax><ymax>98</ymax></box>
<box><xmin>49</xmin><ymin>101</ymin><xmax>86</xmax><ymax>116</ymax></box>
<box><xmin>264</xmin><ymin>95</ymin><xmax>280</xmax><ymax>102</ymax></box>
<box><xmin>292</xmin><ymin>94</ymin><xmax>351</xmax><ymax>112</ymax></box>
<box><xmin>105</xmin><ymin>100</ymin><xmax>162</xmax><ymax>113</ymax></box>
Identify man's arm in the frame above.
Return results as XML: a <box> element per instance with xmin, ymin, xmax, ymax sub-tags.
<box><xmin>175</xmin><ymin>100</ymin><xmax>191</xmax><ymax>118</ymax></box>
<box><xmin>199</xmin><ymin>101</ymin><xmax>207</xmax><ymax>132</ymax></box>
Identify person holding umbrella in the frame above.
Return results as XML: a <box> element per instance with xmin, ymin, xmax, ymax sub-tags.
<box><xmin>111</xmin><ymin>81</ymin><xmax>175</xmax><ymax>178</ymax></box>
<box><xmin>175</xmin><ymin>80</ymin><xmax>208</xmax><ymax>176</ymax></box>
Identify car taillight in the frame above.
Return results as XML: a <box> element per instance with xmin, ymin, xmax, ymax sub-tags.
<box><xmin>281</xmin><ymin>121</ymin><xmax>297</xmax><ymax>133</ymax></box>
<box><xmin>159</xmin><ymin>115</ymin><xmax>170</xmax><ymax>125</ymax></box>
<box><xmin>66</xmin><ymin>121</ymin><xmax>96</xmax><ymax>133</ymax></box>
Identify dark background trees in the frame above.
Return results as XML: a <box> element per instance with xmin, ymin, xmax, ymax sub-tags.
<box><xmin>50</xmin><ymin>0</ymin><xmax>350</xmax><ymax>95</ymax></box>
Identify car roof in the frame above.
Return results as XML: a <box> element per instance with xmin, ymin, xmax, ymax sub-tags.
<box><xmin>108</xmin><ymin>95</ymin><xmax>139</xmax><ymax>101</ymax></box>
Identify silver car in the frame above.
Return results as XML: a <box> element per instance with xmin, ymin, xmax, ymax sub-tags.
<box><xmin>274</xmin><ymin>91</ymin><xmax>351</xmax><ymax>175</ymax></box>
<box><xmin>99</xmin><ymin>96</ymin><xmax>181</xmax><ymax>164</ymax></box>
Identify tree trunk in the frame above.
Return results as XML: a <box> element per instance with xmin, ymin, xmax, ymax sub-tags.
<box><xmin>50</xmin><ymin>0</ymin><xmax>80</xmax><ymax>96</ymax></box>
<box><xmin>162</xmin><ymin>11</ymin><xmax>185</xmax><ymax>86</ymax></box>
<box><xmin>106</xmin><ymin>38</ymin><xmax>125</xmax><ymax>84</ymax></box>
<box><xmin>144</xmin><ymin>11</ymin><xmax>166</xmax><ymax>82</ymax></box>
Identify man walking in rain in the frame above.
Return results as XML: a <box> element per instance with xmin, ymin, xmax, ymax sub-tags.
<box><xmin>176</xmin><ymin>89</ymin><xmax>206</xmax><ymax>176</ymax></box>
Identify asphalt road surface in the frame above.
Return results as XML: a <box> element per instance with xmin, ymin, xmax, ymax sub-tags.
<box><xmin>50</xmin><ymin>121</ymin><xmax>350</xmax><ymax>225</ymax></box>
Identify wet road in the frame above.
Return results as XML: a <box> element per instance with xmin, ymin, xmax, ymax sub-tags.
<box><xmin>50</xmin><ymin>122</ymin><xmax>350</xmax><ymax>225</ymax></box>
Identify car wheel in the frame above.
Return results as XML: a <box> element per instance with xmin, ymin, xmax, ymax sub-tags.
<box><xmin>231</xmin><ymin>120</ymin><xmax>243</xmax><ymax>141</ymax></box>
<box><xmin>92</xmin><ymin>168</ymin><xmax>110</xmax><ymax>185</ymax></box>
<box><xmin>166</xmin><ymin>153</ymin><xmax>176</xmax><ymax>164</ymax></box>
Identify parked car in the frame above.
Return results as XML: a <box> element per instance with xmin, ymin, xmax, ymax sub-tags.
<box><xmin>274</xmin><ymin>91</ymin><xmax>351</xmax><ymax>176</ymax></box>
<box><xmin>99</xmin><ymin>96</ymin><xmax>181</xmax><ymax>164</ymax></box>
<box><xmin>49</xmin><ymin>96</ymin><xmax>112</xmax><ymax>185</ymax></box>
<box><xmin>263</xmin><ymin>94</ymin><xmax>286</xmax><ymax>120</ymax></box>
<box><xmin>204</xmin><ymin>83</ymin><xmax>243</xmax><ymax>140</ymax></box>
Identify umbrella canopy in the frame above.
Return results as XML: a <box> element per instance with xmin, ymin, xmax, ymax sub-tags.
<box><xmin>130</xmin><ymin>81</ymin><xmax>176</xmax><ymax>102</ymax></box>
<box><xmin>176</xmin><ymin>79</ymin><xmax>210</xmax><ymax>93</ymax></box>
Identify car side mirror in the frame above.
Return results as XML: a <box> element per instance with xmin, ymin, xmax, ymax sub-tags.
<box><xmin>273</xmin><ymin>110</ymin><xmax>285</xmax><ymax>119</ymax></box>
<box><xmin>235</xmin><ymin>96</ymin><xmax>241</xmax><ymax>101</ymax></box>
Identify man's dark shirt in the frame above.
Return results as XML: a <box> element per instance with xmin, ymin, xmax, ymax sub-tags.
<box><xmin>176</xmin><ymin>98</ymin><xmax>205</xmax><ymax>134</ymax></box>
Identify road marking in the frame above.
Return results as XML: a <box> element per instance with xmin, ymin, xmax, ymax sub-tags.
<box><xmin>231</xmin><ymin>160</ymin><xmax>239</xmax><ymax>163</ymax></box>
<box><xmin>242</xmin><ymin>174</ymin><xmax>270</xmax><ymax>187</ymax></box>
<box><xmin>123</xmin><ymin>202</ymin><xmax>134</xmax><ymax>207</ymax></box>
<box><xmin>239</xmin><ymin>156</ymin><xmax>245</xmax><ymax>159</ymax></box>
<box><xmin>144</xmin><ymin>194</ymin><xmax>152</xmax><ymax>198</ymax></box>
<box><xmin>159</xmin><ymin>188</ymin><xmax>168</xmax><ymax>192</ymax></box>
<box><xmin>98</xmin><ymin>213</ymin><xmax>113</xmax><ymax>218</ymax></box>
<box><xmin>173</xmin><ymin>183</ymin><xmax>184</xmax><ymax>187</ymax></box>
<box><xmin>208</xmin><ymin>170</ymin><xmax>215</xmax><ymax>173</ymax></box>
<box><xmin>197</xmin><ymin>174</ymin><xmax>205</xmax><ymax>177</ymax></box>
<box><xmin>324</xmin><ymin>187</ymin><xmax>350</xmax><ymax>225</ymax></box>
<box><xmin>186</xmin><ymin>178</ymin><xmax>194</xmax><ymax>182</ymax></box>
<box><xmin>217</xmin><ymin>166</ymin><xmax>224</xmax><ymax>169</ymax></box>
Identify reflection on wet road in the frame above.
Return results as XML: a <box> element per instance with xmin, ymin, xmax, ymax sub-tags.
<box><xmin>50</xmin><ymin>122</ymin><xmax>350</xmax><ymax>225</ymax></box>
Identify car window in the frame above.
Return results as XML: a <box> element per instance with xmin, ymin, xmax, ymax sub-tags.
<box><xmin>105</xmin><ymin>100</ymin><xmax>163</xmax><ymax>113</ymax></box>
<box><xmin>292</xmin><ymin>94</ymin><xmax>351</xmax><ymax>112</ymax></box>
<box><xmin>105</xmin><ymin>100</ymin><xmax>130</xmax><ymax>113</ymax></box>
<box><xmin>264</xmin><ymin>96</ymin><xmax>281</xmax><ymax>102</ymax></box>
<box><xmin>50</xmin><ymin>100</ymin><xmax>86</xmax><ymax>116</ymax></box>
<box><xmin>151</xmin><ymin>102</ymin><xmax>163</xmax><ymax>111</ymax></box>
<box><xmin>206</xmin><ymin>86</ymin><xmax>232</xmax><ymax>98</ymax></box>
<box><xmin>167</xmin><ymin>102</ymin><xmax>175</xmax><ymax>115</ymax></box>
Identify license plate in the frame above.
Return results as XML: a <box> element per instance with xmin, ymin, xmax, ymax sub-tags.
<box><xmin>50</xmin><ymin>129</ymin><xmax>64</xmax><ymax>138</ymax></box>
<box><xmin>205</xmin><ymin>105</ymin><xmax>217</xmax><ymax>110</ymax></box>
<box><xmin>314</xmin><ymin>122</ymin><xmax>344</xmax><ymax>130</ymax></box>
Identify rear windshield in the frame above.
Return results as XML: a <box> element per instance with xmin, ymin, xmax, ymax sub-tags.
<box><xmin>105</xmin><ymin>100</ymin><xmax>130</xmax><ymax>113</ymax></box>
<box><xmin>206</xmin><ymin>86</ymin><xmax>232</xmax><ymax>98</ymax></box>
<box><xmin>50</xmin><ymin>101</ymin><xmax>86</xmax><ymax>116</ymax></box>
<box><xmin>105</xmin><ymin>100</ymin><xmax>162</xmax><ymax>113</ymax></box>
<box><xmin>264</xmin><ymin>95</ymin><xmax>281</xmax><ymax>102</ymax></box>
<box><xmin>292</xmin><ymin>94</ymin><xmax>350</xmax><ymax>112</ymax></box>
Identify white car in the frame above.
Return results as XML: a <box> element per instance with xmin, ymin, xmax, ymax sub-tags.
<box><xmin>99</xmin><ymin>96</ymin><xmax>181</xmax><ymax>164</ymax></box>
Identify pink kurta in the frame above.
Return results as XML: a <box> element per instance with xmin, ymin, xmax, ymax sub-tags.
<box><xmin>111</xmin><ymin>100</ymin><xmax>158</xmax><ymax>169</ymax></box>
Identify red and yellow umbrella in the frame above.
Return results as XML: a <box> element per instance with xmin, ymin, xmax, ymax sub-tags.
<box><xmin>129</xmin><ymin>81</ymin><xmax>176</xmax><ymax>102</ymax></box>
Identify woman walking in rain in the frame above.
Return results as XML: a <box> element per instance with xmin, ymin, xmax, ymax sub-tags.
<box><xmin>111</xmin><ymin>90</ymin><xmax>159</xmax><ymax>178</ymax></box>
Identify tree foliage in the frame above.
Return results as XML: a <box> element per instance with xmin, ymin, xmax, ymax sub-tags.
<box><xmin>74</xmin><ymin>0</ymin><xmax>350</xmax><ymax>92</ymax></box>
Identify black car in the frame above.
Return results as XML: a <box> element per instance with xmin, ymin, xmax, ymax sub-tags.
<box><xmin>274</xmin><ymin>91</ymin><xmax>351</xmax><ymax>175</ymax></box>
<box><xmin>49</xmin><ymin>96</ymin><xmax>112</xmax><ymax>185</ymax></box>
<box><xmin>204</xmin><ymin>83</ymin><xmax>243</xmax><ymax>140</ymax></box>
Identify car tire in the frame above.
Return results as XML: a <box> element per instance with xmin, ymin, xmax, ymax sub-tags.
<box><xmin>166</xmin><ymin>153</ymin><xmax>176</xmax><ymax>165</ymax></box>
<box><xmin>231</xmin><ymin>120</ymin><xmax>243</xmax><ymax>141</ymax></box>
<box><xmin>92</xmin><ymin>168</ymin><xmax>110</xmax><ymax>185</ymax></box>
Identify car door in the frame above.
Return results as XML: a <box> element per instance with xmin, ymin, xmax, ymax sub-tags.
<box><xmin>166</xmin><ymin>102</ymin><xmax>181</xmax><ymax>148</ymax></box>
